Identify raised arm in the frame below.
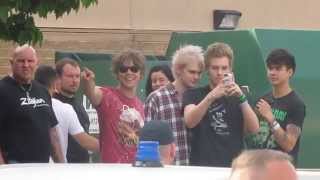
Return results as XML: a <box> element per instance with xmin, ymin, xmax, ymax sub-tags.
<box><xmin>256</xmin><ymin>99</ymin><xmax>301</xmax><ymax>152</ymax></box>
<box><xmin>81</xmin><ymin>67</ymin><xmax>103</xmax><ymax>107</ymax></box>
<box><xmin>240</xmin><ymin>101</ymin><xmax>260</xmax><ymax>134</ymax></box>
<box><xmin>226</xmin><ymin>82</ymin><xmax>259</xmax><ymax>134</ymax></box>
<box><xmin>184</xmin><ymin>84</ymin><xmax>225</xmax><ymax>128</ymax></box>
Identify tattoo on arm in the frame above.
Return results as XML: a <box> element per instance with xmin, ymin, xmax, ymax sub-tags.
<box><xmin>280</xmin><ymin>132</ymin><xmax>289</xmax><ymax>142</ymax></box>
<box><xmin>274</xmin><ymin>124</ymin><xmax>301</xmax><ymax>151</ymax></box>
<box><xmin>287</xmin><ymin>124</ymin><xmax>302</xmax><ymax>139</ymax></box>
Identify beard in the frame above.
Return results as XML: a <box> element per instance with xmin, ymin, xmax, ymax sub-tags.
<box><xmin>60</xmin><ymin>86</ymin><xmax>77</xmax><ymax>96</ymax></box>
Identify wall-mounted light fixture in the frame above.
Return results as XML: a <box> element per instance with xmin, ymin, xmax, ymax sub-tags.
<box><xmin>213</xmin><ymin>10</ymin><xmax>242</xmax><ymax>30</ymax></box>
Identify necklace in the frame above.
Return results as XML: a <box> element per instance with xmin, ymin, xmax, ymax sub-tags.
<box><xmin>20</xmin><ymin>83</ymin><xmax>32</xmax><ymax>98</ymax></box>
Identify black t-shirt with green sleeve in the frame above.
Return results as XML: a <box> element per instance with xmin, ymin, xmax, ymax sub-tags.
<box><xmin>246</xmin><ymin>91</ymin><xmax>306</xmax><ymax>165</ymax></box>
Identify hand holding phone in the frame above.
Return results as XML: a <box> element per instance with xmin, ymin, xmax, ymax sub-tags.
<box><xmin>223</xmin><ymin>73</ymin><xmax>234</xmax><ymax>86</ymax></box>
<box><xmin>223</xmin><ymin>73</ymin><xmax>243</xmax><ymax>97</ymax></box>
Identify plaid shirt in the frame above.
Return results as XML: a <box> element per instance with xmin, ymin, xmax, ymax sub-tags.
<box><xmin>144</xmin><ymin>83</ymin><xmax>189</xmax><ymax>165</ymax></box>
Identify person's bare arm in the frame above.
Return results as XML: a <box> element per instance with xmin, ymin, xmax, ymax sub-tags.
<box><xmin>226</xmin><ymin>82</ymin><xmax>259</xmax><ymax>134</ymax></box>
<box><xmin>81</xmin><ymin>67</ymin><xmax>103</xmax><ymax>107</ymax></box>
<box><xmin>184</xmin><ymin>100</ymin><xmax>211</xmax><ymax>128</ymax></box>
<box><xmin>240</xmin><ymin>101</ymin><xmax>260</xmax><ymax>134</ymax></box>
<box><xmin>0</xmin><ymin>148</ymin><xmax>5</xmax><ymax>164</ymax></box>
<box><xmin>49</xmin><ymin>127</ymin><xmax>65</xmax><ymax>163</ymax></box>
<box><xmin>73</xmin><ymin>133</ymin><xmax>99</xmax><ymax>152</ymax></box>
<box><xmin>256</xmin><ymin>99</ymin><xmax>300</xmax><ymax>152</ymax></box>
<box><xmin>184</xmin><ymin>84</ymin><xmax>225</xmax><ymax>128</ymax></box>
<box><xmin>271</xmin><ymin>123</ymin><xmax>301</xmax><ymax>152</ymax></box>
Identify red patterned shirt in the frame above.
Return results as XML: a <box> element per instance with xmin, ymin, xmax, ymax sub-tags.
<box><xmin>96</xmin><ymin>87</ymin><xmax>144</xmax><ymax>163</ymax></box>
<box><xmin>144</xmin><ymin>83</ymin><xmax>189</xmax><ymax>165</ymax></box>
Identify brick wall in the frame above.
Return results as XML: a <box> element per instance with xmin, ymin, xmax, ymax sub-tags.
<box><xmin>0</xmin><ymin>28</ymin><xmax>172</xmax><ymax>78</ymax></box>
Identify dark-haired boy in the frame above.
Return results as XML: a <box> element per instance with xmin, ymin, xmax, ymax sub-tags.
<box><xmin>248</xmin><ymin>49</ymin><xmax>306</xmax><ymax>165</ymax></box>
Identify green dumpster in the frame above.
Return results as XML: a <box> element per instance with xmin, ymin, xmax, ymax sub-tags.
<box><xmin>165</xmin><ymin>29</ymin><xmax>320</xmax><ymax>168</ymax></box>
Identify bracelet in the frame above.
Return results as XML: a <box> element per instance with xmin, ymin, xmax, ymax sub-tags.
<box><xmin>239</xmin><ymin>94</ymin><xmax>247</xmax><ymax>104</ymax></box>
<box><xmin>270</xmin><ymin>121</ymin><xmax>281</xmax><ymax>132</ymax></box>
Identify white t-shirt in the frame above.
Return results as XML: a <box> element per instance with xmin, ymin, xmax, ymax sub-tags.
<box><xmin>52</xmin><ymin>98</ymin><xmax>84</xmax><ymax>162</ymax></box>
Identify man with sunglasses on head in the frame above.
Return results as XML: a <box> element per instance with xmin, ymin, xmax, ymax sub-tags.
<box><xmin>144</xmin><ymin>45</ymin><xmax>205</xmax><ymax>165</ymax></box>
<box><xmin>82</xmin><ymin>49</ymin><xmax>145</xmax><ymax>163</ymax></box>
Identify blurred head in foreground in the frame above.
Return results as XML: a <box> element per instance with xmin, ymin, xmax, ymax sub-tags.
<box><xmin>230</xmin><ymin>149</ymin><xmax>297</xmax><ymax>180</ymax></box>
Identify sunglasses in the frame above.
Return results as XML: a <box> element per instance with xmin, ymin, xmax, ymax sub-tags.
<box><xmin>119</xmin><ymin>65</ymin><xmax>140</xmax><ymax>73</ymax></box>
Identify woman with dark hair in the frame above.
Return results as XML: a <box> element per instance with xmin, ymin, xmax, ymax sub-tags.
<box><xmin>145</xmin><ymin>64</ymin><xmax>174</xmax><ymax>97</ymax></box>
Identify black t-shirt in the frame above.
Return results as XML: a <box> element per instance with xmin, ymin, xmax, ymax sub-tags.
<box><xmin>246</xmin><ymin>91</ymin><xmax>305</xmax><ymax>164</ymax></box>
<box><xmin>0</xmin><ymin>76</ymin><xmax>58</xmax><ymax>163</ymax></box>
<box><xmin>54</xmin><ymin>93</ymin><xmax>90</xmax><ymax>163</ymax></box>
<box><xmin>182</xmin><ymin>86</ymin><xmax>244</xmax><ymax>167</ymax></box>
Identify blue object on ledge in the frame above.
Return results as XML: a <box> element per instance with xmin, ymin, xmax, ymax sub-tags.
<box><xmin>133</xmin><ymin>141</ymin><xmax>163</xmax><ymax>167</ymax></box>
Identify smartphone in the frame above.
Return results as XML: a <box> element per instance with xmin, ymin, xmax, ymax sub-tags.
<box><xmin>223</xmin><ymin>73</ymin><xmax>234</xmax><ymax>85</ymax></box>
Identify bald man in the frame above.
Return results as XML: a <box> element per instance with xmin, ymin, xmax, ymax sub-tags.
<box><xmin>0</xmin><ymin>44</ymin><xmax>64</xmax><ymax>164</ymax></box>
<box><xmin>229</xmin><ymin>149</ymin><xmax>297</xmax><ymax>180</ymax></box>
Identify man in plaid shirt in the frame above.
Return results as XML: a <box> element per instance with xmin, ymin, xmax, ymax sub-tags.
<box><xmin>144</xmin><ymin>45</ymin><xmax>205</xmax><ymax>165</ymax></box>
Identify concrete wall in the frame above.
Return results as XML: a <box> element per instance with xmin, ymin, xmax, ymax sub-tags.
<box><xmin>1</xmin><ymin>0</ymin><xmax>320</xmax><ymax>77</ymax></box>
<box><xmin>0</xmin><ymin>28</ymin><xmax>172</xmax><ymax>78</ymax></box>
<box><xmin>35</xmin><ymin>0</ymin><xmax>320</xmax><ymax>30</ymax></box>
